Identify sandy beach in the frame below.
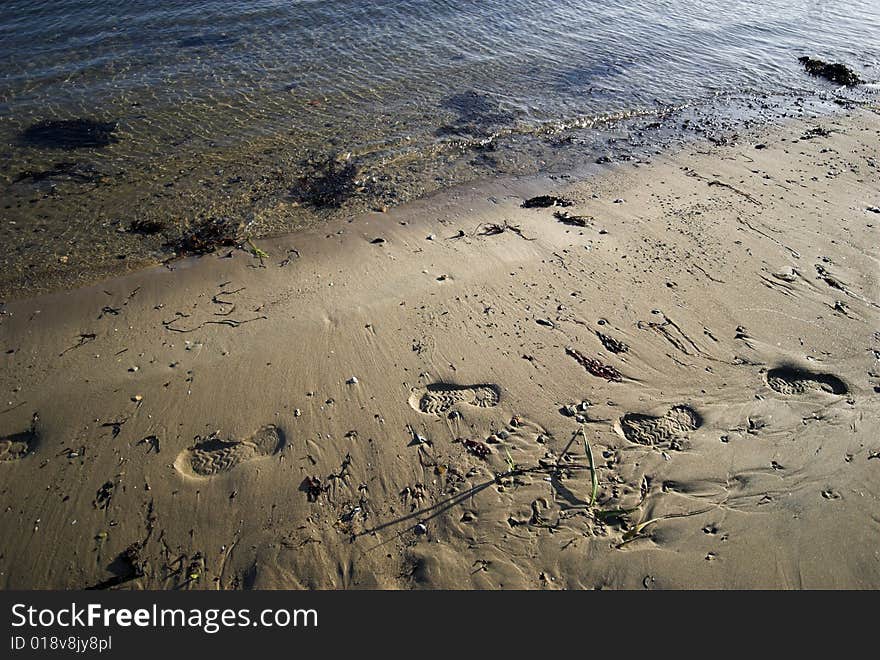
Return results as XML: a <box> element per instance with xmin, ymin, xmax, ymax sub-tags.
<box><xmin>1</xmin><ymin>106</ymin><xmax>878</xmax><ymax>590</ymax></box>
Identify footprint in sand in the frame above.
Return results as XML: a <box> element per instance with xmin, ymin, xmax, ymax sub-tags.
<box><xmin>765</xmin><ymin>366</ymin><xmax>847</xmax><ymax>396</ymax></box>
<box><xmin>409</xmin><ymin>383</ymin><xmax>501</xmax><ymax>415</ymax></box>
<box><xmin>175</xmin><ymin>425</ymin><xmax>284</xmax><ymax>478</ymax></box>
<box><xmin>617</xmin><ymin>405</ymin><xmax>702</xmax><ymax>446</ymax></box>
<box><xmin>0</xmin><ymin>429</ymin><xmax>37</xmax><ymax>462</ymax></box>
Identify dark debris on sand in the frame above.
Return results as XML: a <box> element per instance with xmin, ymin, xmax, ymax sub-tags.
<box><xmin>554</xmin><ymin>210</ymin><xmax>591</xmax><ymax>227</ymax></box>
<box><xmin>522</xmin><ymin>195</ymin><xmax>573</xmax><ymax>209</ymax></box>
<box><xmin>566</xmin><ymin>346</ymin><xmax>623</xmax><ymax>382</ymax></box>
<box><xmin>168</xmin><ymin>217</ymin><xmax>242</xmax><ymax>255</ymax></box>
<box><xmin>20</xmin><ymin>119</ymin><xmax>118</xmax><ymax>150</ymax></box>
<box><xmin>798</xmin><ymin>57</ymin><xmax>863</xmax><ymax>87</ymax></box>
<box><xmin>86</xmin><ymin>542</ymin><xmax>145</xmax><ymax>590</ymax></box>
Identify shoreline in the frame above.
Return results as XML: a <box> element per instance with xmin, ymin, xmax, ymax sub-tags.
<box><xmin>1</xmin><ymin>107</ymin><xmax>878</xmax><ymax>589</ymax></box>
<box><xmin>1</xmin><ymin>86</ymin><xmax>871</xmax><ymax>302</ymax></box>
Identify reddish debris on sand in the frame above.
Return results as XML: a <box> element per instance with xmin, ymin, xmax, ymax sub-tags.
<box><xmin>566</xmin><ymin>347</ymin><xmax>623</xmax><ymax>382</ymax></box>
<box><xmin>462</xmin><ymin>439</ymin><xmax>492</xmax><ymax>459</ymax></box>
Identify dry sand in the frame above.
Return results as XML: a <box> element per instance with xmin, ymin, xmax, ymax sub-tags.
<box><xmin>1</xmin><ymin>108</ymin><xmax>878</xmax><ymax>590</ymax></box>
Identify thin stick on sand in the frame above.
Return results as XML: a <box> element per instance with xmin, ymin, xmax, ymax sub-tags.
<box><xmin>581</xmin><ymin>425</ymin><xmax>598</xmax><ymax>506</ymax></box>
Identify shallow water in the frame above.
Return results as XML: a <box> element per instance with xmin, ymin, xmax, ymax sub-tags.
<box><xmin>1</xmin><ymin>0</ymin><xmax>878</xmax><ymax>296</ymax></box>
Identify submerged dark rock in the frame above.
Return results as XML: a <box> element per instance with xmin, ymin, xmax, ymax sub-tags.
<box><xmin>557</xmin><ymin>60</ymin><xmax>629</xmax><ymax>89</ymax></box>
<box><xmin>292</xmin><ymin>156</ymin><xmax>361</xmax><ymax>209</ymax></box>
<box><xmin>13</xmin><ymin>161</ymin><xmax>102</xmax><ymax>184</ymax></box>
<box><xmin>178</xmin><ymin>33</ymin><xmax>236</xmax><ymax>49</ymax></box>
<box><xmin>441</xmin><ymin>90</ymin><xmax>511</xmax><ymax>121</ymax></box>
<box><xmin>20</xmin><ymin>119</ymin><xmax>118</xmax><ymax>150</ymax></box>
<box><xmin>436</xmin><ymin>90</ymin><xmax>514</xmax><ymax>138</ymax></box>
<box><xmin>798</xmin><ymin>56</ymin><xmax>863</xmax><ymax>87</ymax></box>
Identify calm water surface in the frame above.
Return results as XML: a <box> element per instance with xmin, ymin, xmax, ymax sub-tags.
<box><xmin>0</xmin><ymin>0</ymin><xmax>878</xmax><ymax>295</ymax></box>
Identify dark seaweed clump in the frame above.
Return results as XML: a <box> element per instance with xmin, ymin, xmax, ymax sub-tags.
<box><xmin>798</xmin><ymin>57</ymin><xmax>863</xmax><ymax>87</ymax></box>
<box><xmin>292</xmin><ymin>156</ymin><xmax>361</xmax><ymax>209</ymax></box>
<box><xmin>169</xmin><ymin>217</ymin><xmax>241</xmax><ymax>255</ymax></box>
<box><xmin>522</xmin><ymin>195</ymin><xmax>573</xmax><ymax>209</ymax></box>
<box><xmin>20</xmin><ymin>119</ymin><xmax>118</xmax><ymax>150</ymax></box>
<box><xmin>128</xmin><ymin>218</ymin><xmax>166</xmax><ymax>235</ymax></box>
<box><xmin>801</xmin><ymin>126</ymin><xmax>831</xmax><ymax>140</ymax></box>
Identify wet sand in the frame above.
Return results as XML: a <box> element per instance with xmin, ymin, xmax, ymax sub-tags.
<box><xmin>1</xmin><ymin>107</ymin><xmax>878</xmax><ymax>589</ymax></box>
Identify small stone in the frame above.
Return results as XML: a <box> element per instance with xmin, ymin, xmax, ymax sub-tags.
<box><xmin>132</xmin><ymin>394</ymin><xmax>143</xmax><ymax>402</ymax></box>
<box><xmin>346</xmin><ymin>376</ymin><xmax>359</xmax><ymax>385</ymax></box>
<box><xmin>293</xmin><ymin>408</ymin><xmax>302</xmax><ymax>417</ymax></box>
<box><xmin>414</xmin><ymin>523</ymin><xmax>427</xmax><ymax>535</ymax></box>
<box><xmin>426</xmin><ymin>234</ymin><xmax>436</xmax><ymax>241</ymax></box>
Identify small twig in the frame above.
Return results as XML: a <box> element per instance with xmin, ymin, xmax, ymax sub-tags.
<box><xmin>0</xmin><ymin>401</ymin><xmax>26</xmax><ymax>416</ymax></box>
<box><xmin>581</xmin><ymin>425</ymin><xmax>598</xmax><ymax>506</ymax></box>
<box><xmin>59</xmin><ymin>333</ymin><xmax>97</xmax><ymax>356</ymax></box>
<box><xmin>707</xmin><ymin>180</ymin><xmax>762</xmax><ymax>206</ymax></box>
